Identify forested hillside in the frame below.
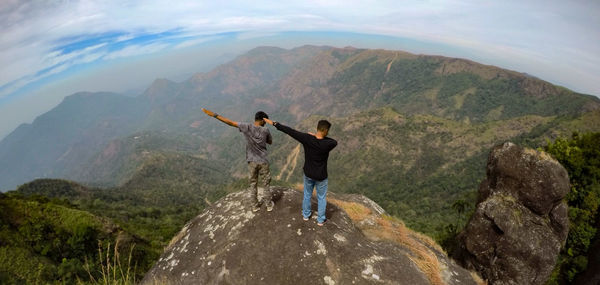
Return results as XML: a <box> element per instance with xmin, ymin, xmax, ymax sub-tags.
<box><xmin>2</xmin><ymin>45</ymin><xmax>599</xmax><ymax>239</ymax></box>
<box><xmin>1</xmin><ymin>45</ymin><xmax>600</xmax><ymax>283</ymax></box>
<box><xmin>0</xmin><ymin>188</ymin><xmax>154</xmax><ymax>283</ymax></box>
<box><xmin>1</xmin><ymin>46</ymin><xmax>599</xmax><ymax>191</ymax></box>
<box><xmin>0</xmin><ymin>171</ymin><xmax>243</xmax><ymax>284</ymax></box>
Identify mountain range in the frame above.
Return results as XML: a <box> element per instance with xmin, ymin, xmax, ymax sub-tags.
<box><xmin>1</xmin><ymin>45</ymin><xmax>599</xmax><ymax>238</ymax></box>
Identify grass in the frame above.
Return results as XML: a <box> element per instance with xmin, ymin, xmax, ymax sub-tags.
<box><xmin>373</xmin><ymin>216</ymin><xmax>444</xmax><ymax>285</ymax></box>
<box><xmin>0</xmin><ymin>246</ymin><xmax>56</xmax><ymax>284</ymax></box>
<box><xmin>328</xmin><ymin>198</ymin><xmax>372</xmax><ymax>221</ymax></box>
<box><xmin>328</xmin><ymin>198</ymin><xmax>445</xmax><ymax>285</ymax></box>
<box><xmin>166</xmin><ymin>224</ymin><xmax>191</xmax><ymax>251</ymax></box>
<box><xmin>83</xmin><ymin>240</ymin><xmax>137</xmax><ymax>285</ymax></box>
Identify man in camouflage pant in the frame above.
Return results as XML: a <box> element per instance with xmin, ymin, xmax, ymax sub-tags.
<box><xmin>247</xmin><ymin>161</ymin><xmax>272</xmax><ymax>211</ymax></box>
<box><xmin>202</xmin><ymin>108</ymin><xmax>274</xmax><ymax>212</ymax></box>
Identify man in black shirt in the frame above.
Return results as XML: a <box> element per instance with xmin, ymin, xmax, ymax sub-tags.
<box><xmin>264</xmin><ymin>118</ymin><xmax>337</xmax><ymax>226</ymax></box>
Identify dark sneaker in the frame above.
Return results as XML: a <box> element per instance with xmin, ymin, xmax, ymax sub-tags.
<box><xmin>266</xmin><ymin>201</ymin><xmax>274</xmax><ymax>212</ymax></box>
<box><xmin>252</xmin><ymin>205</ymin><xmax>260</xmax><ymax>212</ymax></box>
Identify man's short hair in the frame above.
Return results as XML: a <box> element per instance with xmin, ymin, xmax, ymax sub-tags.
<box><xmin>317</xmin><ymin>120</ymin><xmax>331</xmax><ymax>132</ymax></box>
<box><xmin>255</xmin><ymin>111</ymin><xmax>269</xmax><ymax>121</ymax></box>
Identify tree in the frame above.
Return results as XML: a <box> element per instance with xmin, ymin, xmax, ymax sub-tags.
<box><xmin>545</xmin><ymin>132</ymin><xmax>600</xmax><ymax>284</ymax></box>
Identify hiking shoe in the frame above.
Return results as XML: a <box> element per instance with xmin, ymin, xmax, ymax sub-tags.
<box><xmin>266</xmin><ymin>201</ymin><xmax>274</xmax><ymax>212</ymax></box>
<box><xmin>317</xmin><ymin>220</ymin><xmax>326</xmax><ymax>226</ymax></box>
<box><xmin>302</xmin><ymin>213</ymin><xmax>312</xmax><ymax>222</ymax></box>
<box><xmin>252</xmin><ymin>205</ymin><xmax>260</xmax><ymax>212</ymax></box>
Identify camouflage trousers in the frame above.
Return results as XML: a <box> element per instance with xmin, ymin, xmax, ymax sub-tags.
<box><xmin>248</xmin><ymin>161</ymin><xmax>272</xmax><ymax>207</ymax></box>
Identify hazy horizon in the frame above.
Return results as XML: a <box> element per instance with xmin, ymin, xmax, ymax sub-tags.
<box><xmin>1</xmin><ymin>1</ymin><xmax>599</xmax><ymax>140</ymax></box>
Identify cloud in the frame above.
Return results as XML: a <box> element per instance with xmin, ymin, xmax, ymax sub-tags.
<box><xmin>116</xmin><ymin>34</ymin><xmax>135</xmax><ymax>42</ymax></box>
<box><xmin>0</xmin><ymin>78</ymin><xmax>31</xmax><ymax>100</ymax></box>
<box><xmin>174</xmin><ymin>35</ymin><xmax>226</xmax><ymax>49</ymax></box>
<box><xmin>104</xmin><ymin>43</ymin><xmax>170</xmax><ymax>60</ymax></box>
<box><xmin>0</xmin><ymin>36</ymin><xmax>110</xmax><ymax>99</ymax></box>
<box><xmin>0</xmin><ymin>0</ymin><xmax>599</xmax><ymax>102</ymax></box>
<box><xmin>44</xmin><ymin>43</ymin><xmax>106</xmax><ymax>67</ymax></box>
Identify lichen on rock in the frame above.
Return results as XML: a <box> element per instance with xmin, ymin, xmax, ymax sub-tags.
<box><xmin>455</xmin><ymin>142</ymin><xmax>569</xmax><ymax>285</ymax></box>
<box><xmin>142</xmin><ymin>187</ymin><xmax>479</xmax><ymax>284</ymax></box>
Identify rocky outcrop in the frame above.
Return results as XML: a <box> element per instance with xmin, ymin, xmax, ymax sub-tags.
<box><xmin>455</xmin><ymin>142</ymin><xmax>570</xmax><ymax>285</ymax></box>
<box><xmin>142</xmin><ymin>187</ymin><xmax>479</xmax><ymax>284</ymax></box>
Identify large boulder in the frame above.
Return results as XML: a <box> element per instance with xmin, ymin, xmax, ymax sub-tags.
<box><xmin>455</xmin><ymin>142</ymin><xmax>569</xmax><ymax>285</ymax></box>
<box><xmin>142</xmin><ymin>187</ymin><xmax>479</xmax><ymax>284</ymax></box>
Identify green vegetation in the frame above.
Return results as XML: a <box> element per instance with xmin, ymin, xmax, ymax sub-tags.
<box><xmin>269</xmin><ymin>107</ymin><xmax>578</xmax><ymax>239</ymax></box>
<box><xmin>544</xmin><ymin>132</ymin><xmax>600</xmax><ymax>284</ymax></box>
<box><xmin>0</xmin><ymin>147</ymin><xmax>242</xmax><ymax>284</ymax></box>
<box><xmin>16</xmin><ymin>149</ymin><xmax>231</xmax><ymax>245</ymax></box>
<box><xmin>1</xmin><ymin>174</ymin><xmax>247</xmax><ymax>284</ymax></box>
<box><xmin>2</xmin><ymin>46</ymin><xmax>600</xmax><ymax>283</ymax></box>
<box><xmin>327</xmin><ymin>52</ymin><xmax>594</xmax><ymax>123</ymax></box>
<box><xmin>0</xmin><ymin>192</ymin><xmax>153</xmax><ymax>284</ymax></box>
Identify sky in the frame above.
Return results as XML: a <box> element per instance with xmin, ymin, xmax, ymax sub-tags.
<box><xmin>1</xmin><ymin>0</ymin><xmax>599</xmax><ymax>140</ymax></box>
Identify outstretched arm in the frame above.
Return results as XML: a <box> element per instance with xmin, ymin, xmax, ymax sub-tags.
<box><xmin>264</xmin><ymin>118</ymin><xmax>311</xmax><ymax>144</ymax></box>
<box><xmin>202</xmin><ymin>108</ymin><xmax>238</xmax><ymax>128</ymax></box>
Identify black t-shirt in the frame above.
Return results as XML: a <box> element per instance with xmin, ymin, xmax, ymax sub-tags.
<box><xmin>275</xmin><ymin>122</ymin><xmax>337</xmax><ymax>181</ymax></box>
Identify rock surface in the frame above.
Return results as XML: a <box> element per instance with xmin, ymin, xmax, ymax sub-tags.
<box><xmin>455</xmin><ymin>142</ymin><xmax>569</xmax><ymax>285</ymax></box>
<box><xmin>142</xmin><ymin>187</ymin><xmax>478</xmax><ymax>284</ymax></box>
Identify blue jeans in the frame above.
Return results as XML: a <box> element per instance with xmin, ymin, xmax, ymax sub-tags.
<box><xmin>303</xmin><ymin>175</ymin><xmax>328</xmax><ymax>223</ymax></box>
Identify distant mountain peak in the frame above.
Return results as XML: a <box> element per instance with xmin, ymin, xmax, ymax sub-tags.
<box><xmin>142</xmin><ymin>78</ymin><xmax>180</xmax><ymax>103</ymax></box>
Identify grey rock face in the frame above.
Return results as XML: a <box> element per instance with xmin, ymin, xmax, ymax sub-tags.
<box><xmin>456</xmin><ymin>142</ymin><xmax>570</xmax><ymax>285</ymax></box>
<box><xmin>142</xmin><ymin>187</ymin><xmax>478</xmax><ymax>285</ymax></box>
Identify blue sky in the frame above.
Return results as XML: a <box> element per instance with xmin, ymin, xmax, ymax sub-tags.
<box><xmin>1</xmin><ymin>0</ymin><xmax>599</xmax><ymax>139</ymax></box>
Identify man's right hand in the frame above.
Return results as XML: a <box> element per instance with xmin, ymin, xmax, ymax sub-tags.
<box><xmin>263</xmin><ymin>118</ymin><xmax>274</xmax><ymax>125</ymax></box>
<box><xmin>203</xmin><ymin>109</ymin><xmax>238</xmax><ymax>127</ymax></box>
<box><xmin>202</xmin><ymin>108</ymin><xmax>216</xmax><ymax>117</ymax></box>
